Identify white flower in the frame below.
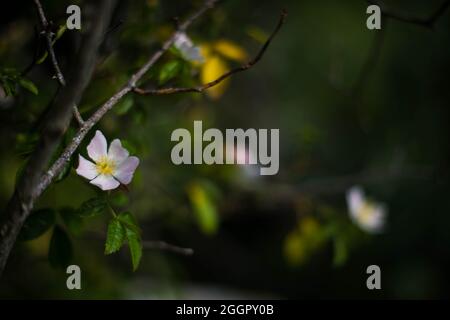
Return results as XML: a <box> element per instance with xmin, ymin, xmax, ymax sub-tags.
<box><xmin>346</xmin><ymin>186</ymin><xmax>387</xmax><ymax>233</ymax></box>
<box><xmin>226</xmin><ymin>145</ymin><xmax>260</xmax><ymax>179</ymax></box>
<box><xmin>174</xmin><ymin>32</ymin><xmax>204</xmax><ymax>63</ymax></box>
<box><xmin>76</xmin><ymin>130</ymin><xmax>139</xmax><ymax>191</ymax></box>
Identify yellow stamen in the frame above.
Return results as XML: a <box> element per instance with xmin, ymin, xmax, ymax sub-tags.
<box><xmin>96</xmin><ymin>157</ymin><xmax>115</xmax><ymax>175</ymax></box>
<box><xmin>358</xmin><ymin>202</ymin><xmax>374</xmax><ymax>224</ymax></box>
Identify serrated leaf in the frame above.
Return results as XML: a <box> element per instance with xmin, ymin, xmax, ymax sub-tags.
<box><xmin>119</xmin><ymin>212</ymin><xmax>142</xmax><ymax>271</ymax></box>
<box><xmin>77</xmin><ymin>197</ymin><xmax>107</xmax><ymax>217</ymax></box>
<box><xmin>48</xmin><ymin>226</ymin><xmax>73</xmax><ymax>269</ymax></box>
<box><xmin>60</xmin><ymin>207</ymin><xmax>84</xmax><ymax>235</ymax></box>
<box><xmin>158</xmin><ymin>60</ymin><xmax>182</xmax><ymax>84</ymax></box>
<box><xmin>20</xmin><ymin>209</ymin><xmax>56</xmax><ymax>241</ymax></box>
<box><xmin>105</xmin><ymin>218</ymin><xmax>126</xmax><ymax>254</ymax></box>
<box><xmin>18</xmin><ymin>78</ymin><xmax>38</xmax><ymax>95</ymax></box>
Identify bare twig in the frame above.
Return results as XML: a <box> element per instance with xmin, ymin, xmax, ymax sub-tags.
<box><xmin>133</xmin><ymin>10</ymin><xmax>287</xmax><ymax>96</ymax></box>
<box><xmin>73</xmin><ymin>105</ymin><xmax>84</xmax><ymax>126</ymax></box>
<box><xmin>143</xmin><ymin>241</ymin><xmax>194</xmax><ymax>256</ymax></box>
<box><xmin>33</xmin><ymin>0</ymin><xmax>66</xmax><ymax>86</ymax></box>
<box><xmin>368</xmin><ymin>0</ymin><xmax>450</xmax><ymax>29</ymax></box>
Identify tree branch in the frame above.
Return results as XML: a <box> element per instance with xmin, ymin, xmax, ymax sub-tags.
<box><xmin>133</xmin><ymin>10</ymin><xmax>287</xmax><ymax>96</ymax></box>
<box><xmin>0</xmin><ymin>0</ymin><xmax>117</xmax><ymax>277</ymax></box>
<box><xmin>368</xmin><ymin>0</ymin><xmax>450</xmax><ymax>29</ymax></box>
<box><xmin>33</xmin><ymin>0</ymin><xmax>66</xmax><ymax>86</ymax></box>
<box><xmin>72</xmin><ymin>105</ymin><xmax>84</xmax><ymax>126</ymax></box>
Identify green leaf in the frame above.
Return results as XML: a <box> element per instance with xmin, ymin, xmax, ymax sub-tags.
<box><xmin>60</xmin><ymin>207</ymin><xmax>84</xmax><ymax>235</ymax></box>
<box><xmin>77</xmin><ymin>197</ymin><xmax>107</xmax><ymax>217</ymax></box>
<box><xmin>1</xmin><ymin>79</ymin><xmax>16</xmax><ymax>96</ymax></box>
<box><xmin>119</xmin><ymin>212</ymin><xmax>142</xmax><ymax>271</ymax></box>
<box><xmin>37</xmin><ymin>25</ymin><xmax>67</xmax><ymax>65</ymax></box>
<box><xmin>55</xmin><ymin>24</ymin><xmax>67</xmax><ymax>40</ymax></box>
<box><xmin>114</xmin><ymin>95</ymin><xmax>134</xmax><ymax>116</ymax></box>
<box><xmin>1</xmin><ymin>68</ymin><xmax>19</xmax><ymax>96</ymax></box>
<box><xmin>187</xmin><ymin>182</ymin><xmax>219</xmax><ymax>235</ymax></box>
<box><xmin>19</xmin><ymin>209</ymin><xmax>56</xmax><ymax>241</ymax></box>
<box><xmin>54</xmin><ymin>128</ymin><xmax>76</xmax><ymax>183</ymax></box>
<box><xmin>18</xmin><ymin>78</ymin><xmax>38</xmax><ymax>95</ymax></box>
<box><xmin>116</xmin><ymin>215</ymin><xmax>141</xmax><ymax>235</ymax></box>
<box><xmin>48</xmin><ymin>226</ymin><xmax>73</xmax><ymax>269</ymax></box>
<box><xmin>158</xmin><ymin>60</ymin><xmax>182</xmax><ymax>84</ymax></box>
<box><xmin>54</xmin><ymin>157</ymin><xmax>73</xmax><ymax>183</ymax></box>
<box><xmin>105</xmin><ymin>218</ymin><xmax>126</xmax><ymax>254</ymax></box>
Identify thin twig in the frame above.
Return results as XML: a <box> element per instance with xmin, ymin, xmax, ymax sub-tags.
<box><xmin>133</xmin><ymin>10</ymin><xmax>287</xmax><ymax>96</ymax></box>
<box><xmin>33</xmin><ymin>0</ymin><xmax>66</xmax><ymax>86</ymax></box>
<box><xmin>143</xmin><ymin>241</ymin><xmax>194</xmax><ymax>256</ymax></box>
<box><xmin>368</xmin><ymin>0</ymin><xmax>450</xmax><ymax>29</ymax></box>
<box><xmin>72</xmin><ymin>105</ymin><xmax>84</xmax><ymax>126</ymax></box>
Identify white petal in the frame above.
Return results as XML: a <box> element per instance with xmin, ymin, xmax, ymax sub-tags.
<box><xmin>89</xmin><ymin>174</ymin><xmax>120</xmax><ymax>191</ymax></box>
<box><xmin>76</xmin><ymin>155</ymin><xmax>98</xmax><ymax>180</ymax></box>
<box><xmin>114</xmin><ymin>156</ymin><xmax>139</xmax><ymax>185</ymax></box>
<box><xmin>108</xmin><ymin>139</ymin><xmax>129</xmax><ymax>165</ymax></box>
<box><xmin>174</xmin><ymin>32</ymin><xmax>192</xmax><ymax>50</ymax></box>
<box><xmin>367</xmin><ymin>205</ymin><xmax>387</xmax><ymax>233</ymax></box>
<box><xmin>346</xmin><ymin>186</ymin><xmax>364</xmax><ymax>218</ymax></box>
<box><xmin>87</xmin><ymin>130</ymin><xmax>108</xmax><ymax>162</ymax></box>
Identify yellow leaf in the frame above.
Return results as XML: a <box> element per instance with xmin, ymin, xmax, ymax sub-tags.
<box><xmin>300</xmin><ymin>216</ymin><xmax>320</xmax><ymax>236</ymax></box>
<box><xmin>187</xmin><ymin>182</ymin><xmax>219</xmax><ymax>235</ymax></box>
<box><xmin>283</xmin><ymin>232</ymin><xmax>307</xmax><ymax>266</ymax></box>
<box><xmin>213</xmin><ymin>39</ymin><xmax>248</xmax><ymax>62</ymax></box>
<box><xmin>246</xmin><ymin>26</ymin><xmax>269</xmax><ymax>44</ymax></box>
<box><xmin>201</xmin><ymin>55</ymin><xmax>229</xmax><ymax>99</ymax></box>
<box><xmin>200</xmin><ymin>44</ymin><xmax>212</xmax><ymax>59</ymax></box>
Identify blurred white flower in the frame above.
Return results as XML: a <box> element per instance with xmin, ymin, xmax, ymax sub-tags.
<box><xmin>226</xmin><ymin>144</ymin><xmax>260</xmax><ymax>179</ymax></box>
<box><xmin>346</xmin><ymin>186</ymin><xmax>387</xmax><ymax>233</ymax></box>
<box><xmin>174</xmin><ymin>32</ymin><xmax>204</xmax><ymax>63</ymax></box>
<box><xmin>76</xmin><ymin>130</ymin><xmax>139</xmax><ymax>191</ymax></box>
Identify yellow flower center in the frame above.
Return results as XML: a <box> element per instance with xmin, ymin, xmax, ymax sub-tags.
<box><xmin>96</xmin><ymin>157</ymin><xmax>115</xmax><ymax>175</ymax></box>
<box><xmin>358</xmin><ymin>202</ymin><xmax>374</xmax><ymax>224</ymax></box>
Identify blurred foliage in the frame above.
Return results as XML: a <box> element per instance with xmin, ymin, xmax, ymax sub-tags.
<box><xmin>0</xmin><ymin>0</ymin><xmax>450</xmax><ymax>299</ymax></box>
